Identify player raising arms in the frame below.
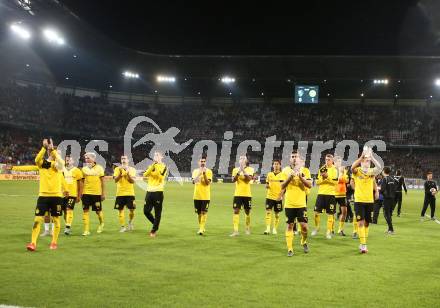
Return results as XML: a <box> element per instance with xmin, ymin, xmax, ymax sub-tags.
<box><xmin>81</xmin><ymin>152</ymin><xmax>105</xmax><ymax>236</ymax></box>
<box><xmin>143</xmin><ymin>151</ymin><xmax>167</xmax><ymax>237</ymax></box>
<box><xmin>26</xmin><ymin>139</ymin><xmax>66</xmax><ymax>251</ymax></box>
<box><xmin>334</xmin><ymin>156</ymin><xmax>349</xmax><ymax>236</ymax></box>
<box><xmin>264</xmin><ymin>159</ymin><xmax>286</xmax><ymax>235</ymax></box>
<box><xmin>114</xmin><ymin>155</ymin><xmax>137</xmax><ymax>232</ymax></box>
<box><xmin>351</xmin><ymin>147</ymin><xmax>381</xmax><ymax>253</ymax></box>
<box><xmin>230</xmin><ymin>154</ymin><xmax>255</xmax><ymax>236</ymax></box>
<box><xmin>312</xmin><ymin>154</ymin><xmax>338</xmax><ymax>239</ymax></box>
<box><xmin>192</xmin><ymin>155</ymin><xmax>213</xmax><ymax>235</ymax></box>
<box><xmin>62</xmin><ymin>155</ymin><xmax>83</xmax><ymax>235</ymax></box>
<box><xmin>281</xmin><ymin>151</ymin><xmax>312</xmax><ymax>257</ymax></box>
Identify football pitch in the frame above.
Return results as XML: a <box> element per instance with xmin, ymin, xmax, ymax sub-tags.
<box><xmin>0</xmin><ymin>181</ymin><xmax>439</xmax><ymax>308</ymax></box>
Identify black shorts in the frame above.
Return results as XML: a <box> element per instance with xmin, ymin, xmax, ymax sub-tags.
<box><xmin>354</xmin><ymin>202</ymin><xmax>374</xmax><ymax>223</ymax></box>
<box><xmin>314</xmin><ymin>195</ymin><xmax>337</xmax><ymax>214</ymax></box>
<box><xmin>62</xmin><ymin>196</ymin><xmax>76</xmax><ymax>211</ymax></box>
<box><xmin>35</xmin><ymin>197</ymin><xmax>63</xmax><ymax>217</ymax></box>
<box><xmin>145</xmin><ymin>191</ymin><xmax>164</xmax><ymax>207</ymax></box>
<box><xmin>114</xmin><ymin>196</ymin><xmax>136</xmax><ymax>210</ymax></box>
<box><xmin>335</xmin><ymin>197</ymin><xmax>347</xmax><ymax>209</ymax></box>
<box><xmin>81</xmin><ymin>194</ymin><xmax>103</xmax><ymax>211</ymax></box>
<box><xmin>285</xmin><ymin>207</ymin><xmax>308</xmax><ymax>224</ymax></box>
<box><xmin>266</xmin><ymin>198</ymin><xmax>283</xmax><ymax>212</ymax></box>
<box><xmin>194</xmin><ymin>200</ymin><xmax>210</xmax><ymax>213</ymax></box>
<box><xmin>233</xmin><ymin>196</ymin><xmax>252</xmax><ymax>211</ymax></box>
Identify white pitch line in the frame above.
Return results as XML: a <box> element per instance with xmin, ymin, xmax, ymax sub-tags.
<box><xmin>0</xmin><ymin>305</ymin><xmax>32</xmax><ymax>308</ymax></box>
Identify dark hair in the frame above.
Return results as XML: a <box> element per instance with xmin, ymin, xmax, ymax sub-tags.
<box><xmin>427</xmin><ymin>171</ymin><xmax>433</xmax><ymax>175</ymax></box>
<box><xmin>383</xmin><ymin>166</ymin><xmax>391</xmax><ymax>174</ymax></box>
<box><xmin>273</xmin><ymin>159</ymin><xmax>281</xmax><ymax>164</ymax></box>
<box><xmin>201</xmin><ymin>153</ymin><xmax>207</xmax><ymax>160</ymax></box>
<box><xmin>396</xmin><ymin>169</ymin><xmax>402</xmax><ymax>176</ymax></box>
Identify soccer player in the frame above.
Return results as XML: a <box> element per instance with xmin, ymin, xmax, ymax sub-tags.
<box><xmin>264</xmin><ymin>159</ymin><xmax>286</xmax><ymax>235</ymax></box>
<box><xmin>420</xmin><ymin>171</ymin><xmax>438</xmax><ymax>221</ymax></box>
<box><xmin>114</xmin><ymin>155</ymin><xmax>137</xmax><ymax>232</ymax></box>
<box><xmin>26</xmin><ymin>139</ymin><xmax>66</xmax><ymax>251</ymax></box>
<box><xmin>62</xmin><ymin>154</ymin><xmax>83</xmax><ymax>235</ymax></box>
<box><xmin>351</xmin><ymin>148</ymin><xmax>381</xmax><ymax>253</ymax></box>
<box><xmin>393</xmin><ymin>169</ymin><xmax>407</xmax><ymax>217</ymax></box>
<box><xmin>312</xmin><ymin>154</ymin><xmax>338</xmax><ymax>239</ymax></box>
<box><xmin>381</xmin><ymin>167</ymin><xmax>397</xmax><ymax>234</ymax></box>
<box><xmin>334</xmin><ymin>156</ymin><xmax>349</xmax><ymax>236</ymax></box>
<box><xmin>230</xmin><ymin>154</ymin><xmax>255</xmax><ymax>236</ymax></box>
<box><xmin>81</xmin><ymin>152</ymin><xmax>105</xmax><ymax>236</ymax></box>
<box><xmin>372</xmin><ymin>174</ymin><xmax>384</xmax><ymax>224</ymax></box>
<box><xmin>143</xmin><ymin>151</ymin><xmax>167</xmax><ymax>237</ymax></box>
<box><xmin>281</xmin><ymin>151</ymin><xmax>312</xmax><ymax>257</ymax></box>
<box><xmin>192</xmin><ymin>155</ymin><xmax>213</xmax><ymax>235</ymax></box>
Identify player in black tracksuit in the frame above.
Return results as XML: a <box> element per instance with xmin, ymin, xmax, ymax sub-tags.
<box><xmin>421</xmin><ymin>171</ymin><xmax>438</xmax><ymax>220</ymax></box>
<box><xmin>393</xmin><ymin>169</ymin><xmax>407</xmax><ymax>217</ymax></box>
<box><xmin>381</xmin><ymin>167</ymin><xmax>397</xmax><ymax>233</ymax></box>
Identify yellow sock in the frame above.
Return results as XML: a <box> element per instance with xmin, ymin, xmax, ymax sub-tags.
<box><xmin>353</xmin><ymin>219</ymin><xmax>358</xmax><ymax>234</ymax></box>
<box><xmin>66</xmin><ymin>210</ymin><xmax>74</xmax><ymax>227</ymax></box>
<box><xmin>359</xmin><ymin>225</ymin><xmax>366</xmax><ymax>245</ymax></box>
<box><xmin>118</xmin><ymin>210</ymin><xmax>125</xmax><ymax>227</ymax></box>
<box><xmin>337</xmin><ymin>220</ymin><xmax>345</xmax><ymax>233</ymax></box>
<box><xmin>51</xmin><ymin>216</ymin><xmax>61</xmax><ymax>244</ymax></box>
<box><xmin>285</xmin><ymin>229</ymin><xmax>294</xmax><ymax>251</ymax></box>
<box><xmin>365</xmin><ymin>225</ymin><xmax>369</xmax><ymax>239</ymax></box>
<box><xmin>97</xmin><ymin>211</ymin><xmax>104</xmax><ymax>224</ymax></box>
<box><xmin>300</xmin><ymin>227</ymin><xmax>308</xmax><ymax>246</ymax></box>
<box><xmin>245</xmin><ymin>214</ymin><xmax>251</xmax><ymax>228</ymax></box>
<box><xmin>314</xmin><ymin>213</ymin><xmax>321</xmax><ymax>230</ymax></box>
<box><xmin>83</xmin><ymin>212</ymin><xmax>90</xmax><ymax>232</ymax></box>
<box><xmin>200</xmin><ymin>213</ymin><xmax>207</xmax><ymax>231</ymax></box>
<box><xmin>327</xmin><ymin>215</ymin><xmax>334</xmax><ymax>234</ymax></box>
<box><xmin>31</xmin><ymin>216</ymin><xmax>44</xmax><ymax>245</ymax></box>
<box><xmin>128</xmin><ymin>210</ymin><xmax>134</xmax><ymax>223</ymax></box>
<box><xmin>265</xmin><ymin>211</ymin><xmax>272</xmax><ymax>231</ymax></box>
<box><xmin>274</xmin><ymin>214</ymin><xmax>280</xmax><ymax>230</ymax></box>
<box><xmin>233</xmin><ymin>214</ymin><xmax>239</xmax><ymax>232</ymax></box>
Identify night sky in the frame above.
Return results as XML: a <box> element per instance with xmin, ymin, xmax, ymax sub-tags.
<box><xmin>53</xmin><ymin>0</ymin><xmax>440</xmax><ymax>55</ymax></box>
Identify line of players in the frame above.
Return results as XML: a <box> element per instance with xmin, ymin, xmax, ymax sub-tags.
<box><xmin>23</xmin><ymin>139</ymin><xmax>437</xmax><ymax>256</ymax></box>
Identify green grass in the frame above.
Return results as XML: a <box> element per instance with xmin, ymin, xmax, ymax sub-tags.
<box><xmin>0</xmin><ymin>181</ymin><xmax>439</xmax><ymax>308</ymax></box>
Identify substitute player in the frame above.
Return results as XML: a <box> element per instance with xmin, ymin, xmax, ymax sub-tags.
<box><xmin>192</xmin><ymin>155</ymin><xmax>213</xmax><ymax>235</ymax></box>
<box><xmin>114</xmin><ymin>155</ymin><xmax>137</xmax><ymax>232</ymax></box>
<box><xmin>351</xmin><ymin>147</ymin><xmax>381</xmax><ymax>253</ymax></box>
<box><xmin>230</xmin><ymin>154</ymin><xmax>255</xmax><ymax>236</ymax></box>
<box><xmin>143</xmin><ymin>151</ymin><xmax>167</xmax><ymax>237</ymax></box>
<box><xmin>281</xmin><ymin>151</ymin><xmax>312</xmax><ymax>257</ymax></box>
<box><xmin>420</xmin><ymin>171</ymin><xmax>438</xmax><ymax>221</ymax></box>
<box><xmin>312</xmin><ymin>154</ymin><xmax>338</xmax><ymax>239</ymax></box>
<box><xmin>62</xmin><ymin>154</ymin><xmax>83</xmax><ymax>235</ymax></box>
<box><xmin>264</xmin><ymin>159</ymin><xmax>286</xmax><ymax>235</ymax></box>
<box><xmin>26</xmin><ymin>139</ymin><xmax>66</xmax><ymax>251</ymax></box>
<box><xmin>81</xmin><ymin>152</ymin><xmax>106</xmax><ymax>236</ymax></box>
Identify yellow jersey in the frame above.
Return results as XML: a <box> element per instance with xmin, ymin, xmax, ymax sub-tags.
<box><xmin>352</xmin><ymin>167</ymin><xmax>375</xmax><ymax>203</ymax></box>
<box><xmin>266</xmin><ymin>171</ymin><xmax>286</xmax><ymax>200</ymax></box>
<box><xmin>63</xmin><ymin>166</ymin><xmax>82</xmax><ymax>197</ymax></box>
<box><xmin>282</xmin><ymin>166</ymin><xmax>311</xmax><ymax>208</ymax></box>
<box><xmin>232</xmin><ymin>166</ymin><xmax>255</xmax><ymax>197</ymax></box>
<box><xmin>316</xmin><ymin>164</ymin><xmax>338</xmax><ymax>195</ymax></box>
<box><xmin>143</xmin><ymin>163</ymin><xmax>167</xmax><ymax>192</ymax></box>
<box><xmin>192</xmin><ymin>168</ymin><xmax>213</xmax><ymax>200</ymax></box>
<box><xmin>114</xmin><ymin>166</ymin><xmax>136</xmax><ymax>197</ymax></box>
<box><xmin>335</xmin><ymin>169</ymin><xmax>349</xmax><ymax>198</ymax></box>
<box><xmin>82</xmin><ymin>163</ymin><xmax>105</xmax><ymax>195</ymax></box>
<box><xmin>34</xmin><ymin>147</ymin><xmax>65</xmax><ymax>197</ymax></box>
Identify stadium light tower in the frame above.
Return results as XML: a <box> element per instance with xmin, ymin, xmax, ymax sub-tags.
<box><xmin>435</xmin><ymin>79</ymin><xmax>440</xmax><ymax>86</ymax></box>
<box><xmin>157</xmin><ymin>75</ymin><xmax>176</xmax><ymax>83</ymax></box>
<box><xmin>10</xmin><ymin>22</ymin><xmax>31</xmax><ymax>40</ymax></box>
<box><xmin>123</xmin><ymin>71</ymin><xmax>140</xmax><ymax>79</ymax></box>
<box><xmin>373</xmin><ymin>79</ymin><xmax>389</xmax><ymax>85</ymax></box>
<box><xmin>43</xmin><ymin>28</ymin><xmax>65</xmax><ymax>45</ymax></box>
<box><xmin>221</xmin><ymin>76</ymin><xmax>236</xmax><ymax>84</ymax></box>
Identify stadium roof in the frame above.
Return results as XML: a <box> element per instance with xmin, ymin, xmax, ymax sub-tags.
<box><xmin>1</xmin><ymin>0</ymin><xmax>440</xmax><ymax>99</ymax></box>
